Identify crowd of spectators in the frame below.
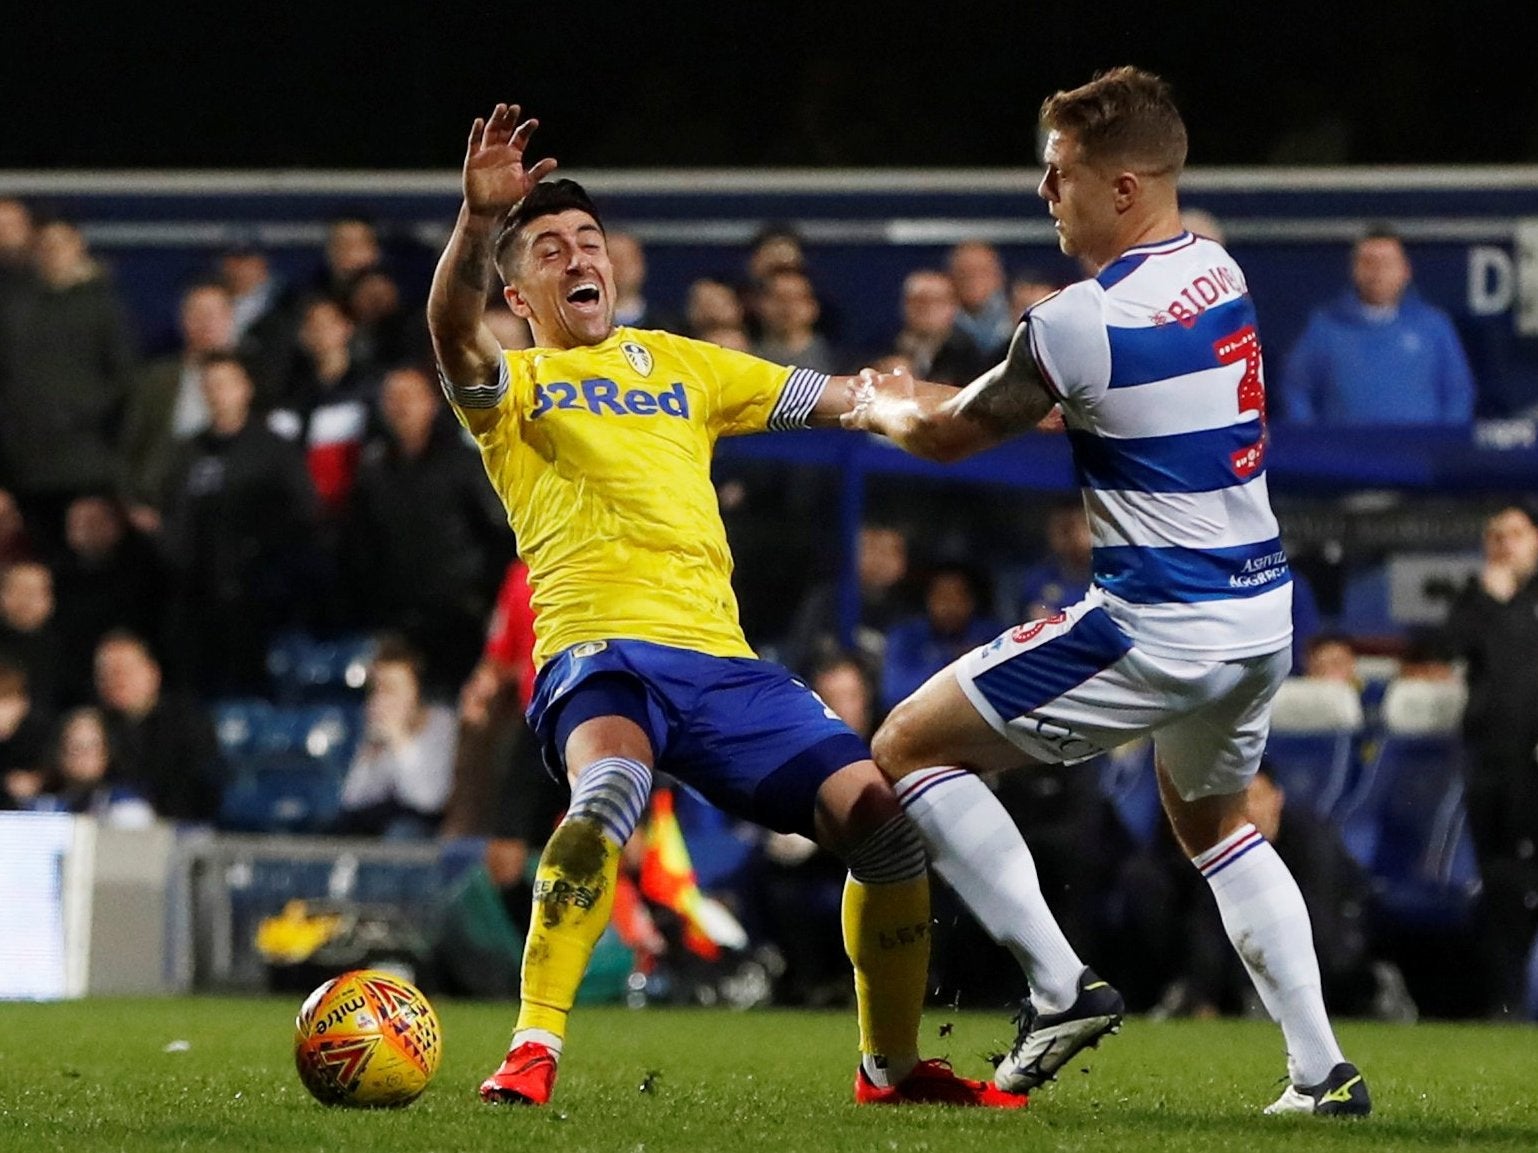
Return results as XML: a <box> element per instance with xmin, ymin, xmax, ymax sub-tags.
<box><xmin>0</xmin><ymin>192</ymin><xmax>1532</xmax><ymax>1019</ymax></box>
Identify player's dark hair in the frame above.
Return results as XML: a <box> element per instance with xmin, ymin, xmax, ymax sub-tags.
<box><xmin>27</xmin><ymin>202</ymin><xmax>72</xmax><ymax>230</ymax></box>
<box><xmin>1040</xmin><ymin>66</ymin><xmax>1188</xmax><ymax>177</ymax></box>
<box><xmin>494</xmin><ymin>179</ymin><xmax>606</xmax><ymax>280</ymax></box>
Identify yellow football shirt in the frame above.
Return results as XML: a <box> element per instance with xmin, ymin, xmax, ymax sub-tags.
<box><xmin>445</xmin><ymin>326</ymin><xmax>827</xmax><ymax>668</ymax></box>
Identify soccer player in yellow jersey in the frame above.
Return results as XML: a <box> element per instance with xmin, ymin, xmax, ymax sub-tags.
<box><xmin>427</xmin><ymin>103</ymin><xmax>1025</xmax><ymax>1110</ymax></box>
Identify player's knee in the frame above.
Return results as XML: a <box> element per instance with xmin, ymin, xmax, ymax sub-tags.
<box><xmin>1160</xmin><ymin>779</ymin><xmax>1248</xmax><ymax>858</ymax></box>
<box><xmin>870</xmin><ymin>699</ymin><xmax>926</xmax><ymax>781</ymax></box>
<box><xmin>844</xmin><ymin>812</ymin><xmax>928</xmax><ymax>885</ymax></box>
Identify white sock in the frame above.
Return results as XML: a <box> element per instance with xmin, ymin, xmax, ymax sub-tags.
<box><xmin>510</xmin><ymin>1028</ymin><xmax>564</xmax><ymax>1059</ymax></box>
<box><xmin>1194</xmin><ymin>823</ymin><xmax>1344</xmax><ymax>1085</ymax></box>
<box><xmin>894</xmin><ymin>766</ymin><xmax>1083</xmax><ymax>1013</ymax></box>
<box><xmin>861</xmin><ymin>1053</ymin><xmax>918</xmax><ymax>1088</ymax></box>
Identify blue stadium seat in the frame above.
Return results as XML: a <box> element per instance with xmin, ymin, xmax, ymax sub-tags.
<box><xmin>1265</xmin><ymin>733</ymin><xmax>1358</xmax><ymax>818</ymax></box>
<box><xmin>266</xmin><ymin>631</ymin><xmax>313</xmax><ymax>701</ymax></box>
<box><xmin>267</xmin><ymin>632</ymin><xmax>376</xmax><ymax>704</ymax></box>
<box><xmin>1098</xmin><ymin>741</ymin><xmax>1162</xmax><ymax>848</ymax></box>
<box><xmin>218</xmin><ymin>751</ymin><xmax>345</xmax><ymax>834</ymax></box>
<box><xmin>291</xmin><ymin>702</ymin><xmax>364</xmax><ymax>763</ymax></box>
<box><xmin>1332</xmin><ymin>677</ymin><xmax>1467</xmax><ymax>827</ymax></box>
<box><xmin>1363</xmin><ymin>754</ymin><xmax>1479</xmax><ymax>928</ymax></box>
<box><xmin>212</xmin><ymin>698</ymin><xmax>276</xmax><ymax>757</ymax></box>
<box><xmin>1265</xmin><ymin>676</ymin><xmax>1365</xmax><ymax>818</ymax></box>
<box><xmin>1326</xmin><ymin>676</ymin><xmax>1479</xmax><ymax>927</ymax></box>
<box><xmin>1339</xmin><ymin>564</ymin><xmax>1394</xmax><ymax>635</ymax></box>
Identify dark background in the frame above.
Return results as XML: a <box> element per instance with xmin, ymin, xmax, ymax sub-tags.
<box><xmin>5</xmin><ymin>1</ymin><xmax>1535</xmax><ymax>170</ymax></box>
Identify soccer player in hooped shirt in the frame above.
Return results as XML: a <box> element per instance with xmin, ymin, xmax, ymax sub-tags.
<box><xmin>844</xmin><ymin>68</ymin><xmax>1370</xmax><ymax>1117</ymax></box>
<box><xmin>427</xmin><ymin>103</ymin><xmax>1024</xmax><ymax>1110</ymax></box>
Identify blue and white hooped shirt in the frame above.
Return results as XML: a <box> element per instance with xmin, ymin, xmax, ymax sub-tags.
<box><xmin>1024</xmin><ymin>231</ymin><xmax>1292</xmax><ymax>661</ymax></box>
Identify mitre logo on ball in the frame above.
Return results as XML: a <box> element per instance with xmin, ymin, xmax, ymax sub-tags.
<box><xmin>293</xmin><ymin>969</ymin><xmax>442</xmax><ymax>1108</ymax></box>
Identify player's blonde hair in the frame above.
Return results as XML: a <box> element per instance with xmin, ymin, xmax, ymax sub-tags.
<box><xmin>1040</xmin><ymin>66</ymin><xmax>1188</xmax><ymax>177</ymax></box>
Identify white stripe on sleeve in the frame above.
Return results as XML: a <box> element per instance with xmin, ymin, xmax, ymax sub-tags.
<box><xmin>766</xmin><ymin>367</ymin><xmax>829</xmax><ymax>430</ymax></box>
<box><xmin>439</xmin><ymin>356</ymin><xmax>509</xmax><ymax>411</ymax></box>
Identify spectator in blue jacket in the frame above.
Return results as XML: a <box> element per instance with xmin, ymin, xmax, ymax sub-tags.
<box><xmin>1017</xmin><ymin>502</ymin><xmax>1093</xmax><ymax>621</ymax></box>
<box><xmin>1280</xmin><ymin>227</ymin><xmax>1476</xmax><ymax>425</ymax></box>
<box><xmin>880</xmin><ymin>561</ymin><xmax>1002</xmax><ymax>713</ymax></box>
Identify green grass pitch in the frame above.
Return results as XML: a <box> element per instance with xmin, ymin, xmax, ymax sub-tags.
<box><xmin>0</xmin><ymin>998</ymin><xmax>1533</xmax><ymax>1152</ymax></box>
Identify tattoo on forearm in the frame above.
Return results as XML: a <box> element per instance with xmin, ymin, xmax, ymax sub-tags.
<box><xmin>953</xmin><ymin>323</ymin><xmax>1053</xmax><ymax>435</ymax></box>
<box><xmin>453</xmin><ymin>231</ymin><xmax>493</xmax><ymax>295</ymax></box>
<box><xmin>957</xmin><ymin>380</ymin><xmax>1046</xmax><ymax>435</ymax></box>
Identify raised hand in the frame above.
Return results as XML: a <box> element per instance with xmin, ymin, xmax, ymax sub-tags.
<box><xmin>462</xmin><ymin>103</ymin><xmax>559</xmax><ymax>220</ymax></box>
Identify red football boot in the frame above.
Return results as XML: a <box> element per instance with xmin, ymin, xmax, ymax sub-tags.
<box><xmin>479</xmin><ymin>1041</ymin><xmax>559</xmax><ymax>1105</ymax></box>
<box><xmin>855</xmin><ymin>1058</ymin><xmax>1029</xmax><ymax>1108</ymax></box>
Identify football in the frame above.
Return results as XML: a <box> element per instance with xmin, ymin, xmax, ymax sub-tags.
<box><xmin>293</xmin><ymin>969</ymin><xmax>443</xmax><ymax>1107</ymax></box>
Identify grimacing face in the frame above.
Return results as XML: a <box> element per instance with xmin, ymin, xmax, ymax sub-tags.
<box><xmin>503</xmin><ymin>210</ymin><xmax>616</xmax><ymax>348</ymax></box>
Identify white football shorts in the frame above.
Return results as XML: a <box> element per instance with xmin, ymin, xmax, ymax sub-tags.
<box><xmin>953</xmin><ymin>591</ymin><xmax>1291</xmax><ymax>800</ymax></box>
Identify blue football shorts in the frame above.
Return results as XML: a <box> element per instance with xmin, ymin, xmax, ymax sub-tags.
<box><xmin>526</xmin><ymin>639</ymin><xmax>869</xmax><ymax>836</ymax></box>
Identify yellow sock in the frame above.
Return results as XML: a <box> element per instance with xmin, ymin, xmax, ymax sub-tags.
<box><xmin>515</xmin><ymin>819</ymin><xmax>622</xmax><ymax>1041</ymax></box>
<box><xmin>842</xmin><ymin>873</ymin><xmax>930</xmax><ymax>1075</ymax></box>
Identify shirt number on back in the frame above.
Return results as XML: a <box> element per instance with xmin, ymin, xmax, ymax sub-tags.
<box><xmin>1214</xmin><ymin>324</ymin><xmax>1266</xmax><ymax>479</ymax></box>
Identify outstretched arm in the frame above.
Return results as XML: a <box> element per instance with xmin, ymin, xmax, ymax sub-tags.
<box><xmin>428</xmin><ymin>103</ymin><xmax>558</xmax><ymax>390</ymax></box>
<box><xmin>840</xmin><ymin>322</ymin><xmax>1058</xmax><ymax>461</ymax></box>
